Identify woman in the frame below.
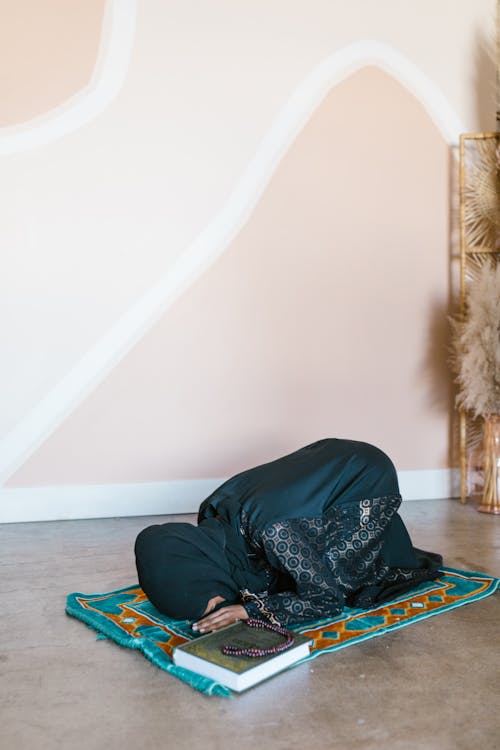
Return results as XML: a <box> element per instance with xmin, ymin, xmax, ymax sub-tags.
<box><xmin>135</xmin><ymin>439</ymin><xmax>442</xmax><ymax>633</ymax></box>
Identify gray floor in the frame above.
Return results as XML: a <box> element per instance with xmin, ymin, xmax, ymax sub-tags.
<box><xmin>1</xmin><ymin>500</ymin><xmax>499</xmax><ymax>750</ymax></box>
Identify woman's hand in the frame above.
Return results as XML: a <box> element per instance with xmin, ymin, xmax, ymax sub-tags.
<box><xmin>192</xmin><ymin>604</ymin><xmax>248</xmax><ymax>633</ymax></box>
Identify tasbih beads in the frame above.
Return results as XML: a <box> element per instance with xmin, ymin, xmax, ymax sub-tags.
<box><xmin>221</xmin><ymin>618</ymin><xmax>295</xmax><ymax>658</ymax></box>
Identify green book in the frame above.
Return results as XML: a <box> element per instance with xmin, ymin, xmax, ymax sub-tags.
<box><xmin>173</xmin><ymin>622</ymin><xmax>312</xmax><ymax>692</ymax></box>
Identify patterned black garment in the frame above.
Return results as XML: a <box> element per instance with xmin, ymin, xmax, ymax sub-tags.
<box><xmin>238</xmin><ymin>495</ymin><xmax>402</xmax><ymax>625</ymax></box>
<box><xmin>198</xmin><ymin>439</ymin><xmax>443</xmax><ymax>626</ymax></box>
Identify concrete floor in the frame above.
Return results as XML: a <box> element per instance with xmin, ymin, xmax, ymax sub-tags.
<box><xmin>1</xmin><ymin>499</ymin><xmax>499</xmax><ymax>750</ymax></box>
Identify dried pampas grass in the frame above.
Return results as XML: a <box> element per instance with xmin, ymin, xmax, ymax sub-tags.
<box><xmin>463</xmin><ymin>137</ymin><xmax>500</xmax><ymax>251</ymax></box>
<box><xmin>450</xmin><ymin>260</ymin><xmax>500</xmax><ymax>418</ymax></box>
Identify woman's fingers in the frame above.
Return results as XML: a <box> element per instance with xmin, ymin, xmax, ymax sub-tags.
<box><xmin>193</xmin><ymin>611</ymin><xmax>234</xmax><ymax>633</ymax></box>
<box><xmin>192</xmin><ymin>604</ymin><xmax>248</xmax><ymax>633</ymax></box>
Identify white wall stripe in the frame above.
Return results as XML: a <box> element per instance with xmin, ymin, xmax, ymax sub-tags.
<box><xmin>0</xmin><ymin>40</ymin><xmax>465</xmax><ymax>486</ymax></box>
<box><xmin>0</xmin><ymin>470</ymin><xmax>459</xmax><ymax>523</ymax></box>
<box><xmin>0</xmin><ymin>0</ymin><xmax>136</xmax><ymax>155</ymax></box>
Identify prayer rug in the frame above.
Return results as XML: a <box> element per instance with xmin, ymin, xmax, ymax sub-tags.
<box><xmin>66</xmin><ymin>567</ymin><xmax>499</xmax><ymax>697</ymax></box>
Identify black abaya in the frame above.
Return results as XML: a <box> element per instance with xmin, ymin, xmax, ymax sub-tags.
<box><xmin>135</xmin><ymin>439</ymin><xmax>442</xmax><ymax>625</ymax></box>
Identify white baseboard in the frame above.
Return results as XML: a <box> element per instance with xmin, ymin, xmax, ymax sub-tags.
<box><xmin>0</xmin><ymin>469</ymin><xmax>459</xmax><ymax>524</ymax></box>
<box><xmin>398</xmin><ymin>468</ymin><xmax>460</xmax><ymax>502</ymax></box>
<box><xmin>0</xmin><ymin>478</ymin><xmax>226</xmax><ymax>524</ymax></box>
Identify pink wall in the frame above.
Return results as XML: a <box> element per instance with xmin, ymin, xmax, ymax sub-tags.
<box><xmin>7</xmin><ymin>67</ymin><xmax>451</xmax><ymax>487</ymax></box>
<box><xmin>0</xmin><ymin>0</ymin><xmax>105</xmax><ymax>126</ymax></box>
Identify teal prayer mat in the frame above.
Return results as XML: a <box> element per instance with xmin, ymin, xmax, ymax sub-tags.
<box><xmin>66</xmin><ymin>567</ymin><xmax>499</xmax><ymax>697</ymax></box>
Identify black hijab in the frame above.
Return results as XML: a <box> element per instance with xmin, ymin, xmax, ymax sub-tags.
<box><xmin>135</xmin><ymin>518</ymin><xmax>272</xmax><ymax>620</ymax></box>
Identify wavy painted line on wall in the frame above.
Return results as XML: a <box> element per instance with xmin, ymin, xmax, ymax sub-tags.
<box><xmin>0</xmin><ymin>0</ymin><xmax>136</xmax><ymax>154</ymax></box>
<box><xmin>0</xmin><ymin>40</ymin><xmax>464</xmax><ymax>485</ymax></box>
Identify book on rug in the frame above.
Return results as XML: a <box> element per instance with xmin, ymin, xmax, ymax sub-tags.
<box><xmin>173</xmin><ymin>621</ymin><xmax>312</xmax><ymax>692</ymax></box>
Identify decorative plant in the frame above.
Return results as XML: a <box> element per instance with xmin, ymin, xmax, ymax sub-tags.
<box><xmin>462</xmin><ymin>138</ymin><xmax>500</xmax><ymax>252</ymax></box>
<box><xmin>450</xmin><ymin>260</ymin><xmax>500</xmax><ymax>512</ymax></box>
<box><xmin>450</xmin><ymin>261</ymin><xmax>500</xmax><ymax>418</ymax></box>
<box><xmin>452</xmin><ymin>7</ymin><xmax>500</xmax><ymax>509</ymax></box>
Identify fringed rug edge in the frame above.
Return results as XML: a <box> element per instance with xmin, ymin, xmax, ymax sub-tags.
<box><xmin>65</xmin><ymin>593</ymin><xmax>231</xmax><ymax>697</ymax></box>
